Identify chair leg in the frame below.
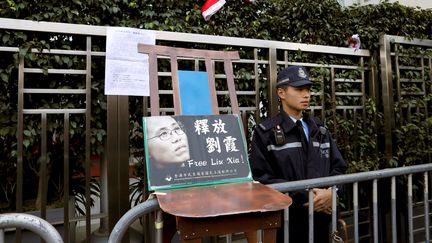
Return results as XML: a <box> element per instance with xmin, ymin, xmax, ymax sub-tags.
<box><xmin>159</xmin><ymin>212</ymin><xmax>177</xmax><ymax>243</ymax></box>
<box><xmin>244</xmin><ymin>231</ymin><xmax>258</xmax><ymax>243</ymax></box>
<box><xmin>338</xmin><ymin>219</ymin><xmax>348</xmax><ymax>243</ymax></box>
<box><xmin>261</xmin><ymin>228</ymin><xmax>277</xmax><ymax>243</ymax></box>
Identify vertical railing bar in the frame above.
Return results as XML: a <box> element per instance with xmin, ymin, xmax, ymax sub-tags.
<box><xmin>142</xmin><ymin>95</ymin><xmax>151</xmax><ymax>243</ymax></box>
<box><xmin>41</xmin><ymin>112</ymin><xmax>48</xmax><ymax>220</ymax></box>
<box><xmin>354</xmin><ymin>182</ymin><xmax>359</xmax><ymax>243</ymax></box>
<box><xmin>64</xmin><ymin>112</ymin><xmax>70</xmax><ymax>243</ymax></box>
<box><xmin>330</xmin><ymin>67</ymin><xmax>336</xmax><ymax>137</ymax></box>
<box><xmin>395</xmin><ymin>44</ymin><xmax>401</xmax><ymax>103</ymax></box>
<box><xmin>308</xmin><ymin>189</ymin><xmax>314</xmax><ymax>243</ymax></box>
<box><xmin>424</xmin><ymin>172</ymin><xmax>430</xmax><ymax>241</ymax></box>
<box><xmin>391</xmin><ymin>176</ymin><xmax>397</xmax><ymax>243</ymax></box>
<box><xmin>379</xmin><ymin>35</ymin><xmax>394</xmax><ymax>160</ymax></box>
<box><xmin>268</xmin><ymin>47</ymin><xmax>278</xmax><ymax>116</ymax></box>
<box><xmin>408</xmin><ymin>174</ymin><xmax>413</xmax><ymax>243</ymax></box>
<box><xmin>353</xmin><ymin>108</ymin><xmax>358</xmax><ymax>158</ymax></box>
<box><xmin>319</xmin><ymin>64</ymin><xmax>325</xmax><ymax>120</ymax></box>
<box><xmin>421</xmin><ymin>56</ymin><xmax>426</xmax><ymax>95</ymax></box>
<box><xmin>331</xmin><ymin>186</ymin><xmax>337</xmax><ymax>243</ymax></box>
<box><xmin>16</xmin><ymin>55</ymin><xmax>25</xmax><ymax>243</ymax></box>
<box><xmin>155</xmin><ymin>210</ymin><xmax>163</xmax><ymax>243</ymax></box>
<box><xmin>225</xmin><ymin>233</ymin><xmax>232</xmax><ymax>243</ymax></box>
<box><xmin>407</xmin><ymin>103</ymin><xmax>412</xmax><ymax>123</ymax></box>
<box><xmin>194</xmin><ymin>58</ymin><xmax>199</xmax><ymax>71</ymax></box>
<box><xmin>284</xmin><ymin>196</ymin><xmax>289</xmax><ymax>243</ymax></box>
<box><xmin>119</xmin><ymin>96</ymin><xmax>130</xmax><ymax>242</ymax></box>
<box><xmin>360</xmin><ymin>57</ymin><xmax>366</xmax><ymax>122</ymax></box>
<box><xmin>373</xmin><ymin>179</ymin><xmax>378</xmax><ymax>243</ymax></box>
<box><xmin>85</xmin><ymin>36</ymin><xmax>92</xmax><ymax>242</ymax></box>
<box><xmin>0</xmin><ymin>229</ymin><xmax>4</xmax><ymax>243</ymax></box>
<box><xmin>429</xmin><ymin>58</ymin><xmax>432</xmax><ymax>163</ymax></box>
<box><xmin>353</xmin><ymin>107</ymin><xmax>365</xmax><ymax>158</ymax></box>
<box><xmin>106</xmin><ymin>96</ymin><xmax>118</xmax><ymax>231</ymax></box>
<box><xmin>141</xmin><ymin>48</ymin><xmax>151</xmax><ymax>243</ymax></box>
<box><xmin>253</xmin><ymin>48</ymin><xmax>260</xmax><ymax>123</ymax></box>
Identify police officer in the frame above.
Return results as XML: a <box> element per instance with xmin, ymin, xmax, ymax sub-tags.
<box><xmin>249</xmin><ymin>66</ymin><xmax>347</xmax><ymax>243</ymax></box>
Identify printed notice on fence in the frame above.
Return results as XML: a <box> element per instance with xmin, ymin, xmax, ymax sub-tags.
<box><xmin>104</xmin><ymin>27</ymin><xmax>155</xmax><ymax>96</ymax></box>
<box><xmin>143</xmin><ymin>114</ymin><xmax>252</xmax><ymax>191</ymax></box>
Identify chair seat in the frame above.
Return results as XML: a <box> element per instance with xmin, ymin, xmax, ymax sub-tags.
<box><xmin>156</xmin><ymin>181</ymin><xmax>292</xmax><ymax>218</ymax></box>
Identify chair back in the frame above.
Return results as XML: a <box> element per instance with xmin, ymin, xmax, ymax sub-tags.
<box><xmin>137</xmin><ymin>44</ymin><xmax>240</xmax><ymax>116</ymax></box>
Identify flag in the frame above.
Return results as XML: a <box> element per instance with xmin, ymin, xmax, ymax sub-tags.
<box><xmin>201</xmin><ymin>0</ymin><xmax>226</xmax><ymax>21</ymax></box>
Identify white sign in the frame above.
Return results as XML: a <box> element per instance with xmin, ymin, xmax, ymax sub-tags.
<box><xmin>104</xmin><ymin>27</ymin><xmax>155</xmax><ymax>96</ymax></box>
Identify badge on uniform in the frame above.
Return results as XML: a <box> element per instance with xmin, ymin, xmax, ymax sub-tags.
<box><xmin>321</xmin><ymin>148</ymin><xmax>330</xmax><ymax>158</ymax></box>
<box><xmin>298</xmin><ymin>68</ymin><xmax>307</xmax><ymax>79</ymax></box>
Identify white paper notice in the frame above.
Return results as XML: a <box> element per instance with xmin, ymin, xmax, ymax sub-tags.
<box><xmin>104</xmin><ymin>27</ymin><xmax>155</xmax><ymax>96</ymax></box>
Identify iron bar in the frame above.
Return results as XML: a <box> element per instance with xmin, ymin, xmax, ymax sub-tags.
<box><xmin>408</xmin><ymin>174</ymin><xmax>413</xmax><ymax>243</ymax></box>
<box><xmin>354</xmin><ymin>182</ymin><xmax>359</xmax><ymax>243</ymax></box>
<box><xmin>391</xmin><ymin>176</ymin><xmax>397</xmax><ymax>243</ymax></box>
<box><xmin>424</xmin><ymin>172</ymin><xmax>430</xmax><ymax>242</ymax></box>
<box><xmin>373</xmin><ymin>179</ymin><xmax>378</xmax><ymax>243</ymax></box>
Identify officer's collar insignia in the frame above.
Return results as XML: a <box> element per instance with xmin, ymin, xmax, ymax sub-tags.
<box><xmin>298</xmin><ymin>68</ymin><xmax>307</xmax><ymax>79</ymax></box>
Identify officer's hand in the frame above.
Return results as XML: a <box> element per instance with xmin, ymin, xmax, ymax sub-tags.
<box><xmin>303</xmin><ymin>188</ymin><xmax>332</xmax><ymax>214</ymax></box>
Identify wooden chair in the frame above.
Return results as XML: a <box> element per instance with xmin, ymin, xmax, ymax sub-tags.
<box><xmin>138</xmin><ymin>44</ymin><xmax>292</xmax><ymax>243</ymax></box>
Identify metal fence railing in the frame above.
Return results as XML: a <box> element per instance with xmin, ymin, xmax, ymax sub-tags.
<box><xmin>109</xmin><ymin>163</ymin><xmax>432</xmax><ymax>243</ymax></box>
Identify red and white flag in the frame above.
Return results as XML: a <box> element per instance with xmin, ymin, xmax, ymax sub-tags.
<box><xmin>201</xmin><ymin>0</ymin><xmax>226</xmax><ymax>21</ymax></box>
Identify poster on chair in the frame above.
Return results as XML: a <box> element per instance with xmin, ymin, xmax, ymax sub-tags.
<box><xmin>143</xmin><ymin>114</ymin><xmax>252</xmax><ymax>191</ymax></box>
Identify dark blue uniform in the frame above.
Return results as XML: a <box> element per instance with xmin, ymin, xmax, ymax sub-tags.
<box><xmin>250</xmin><ymin>110</ymin><xmax>347</xmax><ymax>243</ymax></box>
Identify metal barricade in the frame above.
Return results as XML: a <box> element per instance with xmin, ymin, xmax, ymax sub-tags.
<box><xmin>0</xmin><ymin>213</ymin><xmax>63</xmax><ymax>243</ymax></box>
<box><xmin>109</xmin><ymin>163</ymin><xmax>432</xmax><ymax>243</ymax></box>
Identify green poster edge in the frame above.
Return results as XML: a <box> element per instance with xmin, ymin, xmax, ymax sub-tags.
<box><xmin>142</xmin><ymin>117</ymin><xmax>153</xmax><ymax>192</ymax></box>
<box><xmin>143</xmin><ymin>114</ymin><xmax>253</xmax><ymax>191</ymax></box>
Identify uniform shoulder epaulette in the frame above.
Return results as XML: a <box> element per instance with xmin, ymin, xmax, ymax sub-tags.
<box><xmin>311</xmin><ymin>116</ymin><xmax>324</xmax><ymax>127</ymax></box>
<box><xmin>258</xmin><ymin>115</ymin><xmax>283</xmax><ymax>132</ymax></box>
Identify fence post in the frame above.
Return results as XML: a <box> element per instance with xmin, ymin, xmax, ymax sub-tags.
<box><xmin>379</xmin><ymin>35</ymin><xmax>395</xmax><ymax>160</ymax></box>
<box><xmin>106</xmin><ymin>96</ymin><xmax>130</xmax><ymax>243</ymax></box>
<box><xmin>268</xmin><ymin>47</ymin><xmax>278</xmax><ymax>117</ymax></box>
